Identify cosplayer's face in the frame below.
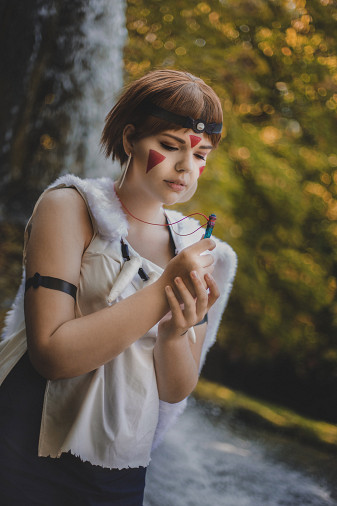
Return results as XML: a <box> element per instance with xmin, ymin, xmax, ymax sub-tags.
<box><xmin>130</xmin><ymin>128</ymin><xmax>213</xmax><ymax>204</ymax></box>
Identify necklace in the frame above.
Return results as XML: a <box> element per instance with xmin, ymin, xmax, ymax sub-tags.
<box><xmin>116</xmin><ymin>189</ymin><xmax>209</xmax><ymax>237</ymax></box>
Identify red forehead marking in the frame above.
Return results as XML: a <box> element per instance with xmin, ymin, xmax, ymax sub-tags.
<box><xmin>199</xmin><ymin>166</ymin><xmax>205</xmax><ymax>176</ymax></box>
<box><xmin>190</xmin><ymin>135</ymin><xmax>201</xmax><ymax>148</ymax></box>
<box><xmin>146</xmin><ymin>149</ymin><xmax>166</xmax><ymax>173</ymax></box>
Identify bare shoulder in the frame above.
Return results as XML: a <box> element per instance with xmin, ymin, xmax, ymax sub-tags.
<box><xmin>31</xmin><ymin>187</ymin><xmax>93</xmax><ymax>248</ymax></box>
<box><xmin>25</xmin><ymin>187</ymin><xmax>94</xmax><ymax>282</ymax></box>
<box><xmin>35</xmin><ymin>187</ymin><xmax>90</xmax><ymax>220</ymax></box>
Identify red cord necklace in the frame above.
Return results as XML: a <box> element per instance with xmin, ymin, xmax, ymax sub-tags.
<box><xmin>116</xmin><ymin>192</ymin><xmax>208</xmax><ymax>237</ymax></box>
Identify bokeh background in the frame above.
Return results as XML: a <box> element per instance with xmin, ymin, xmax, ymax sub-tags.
<box><xmin>127</xmin><ymin>0</ymin><xmax>337</xmax><ymax>425</ymax></box>
<box><xmin>124</xmin><ymin>0</ymin><xmax>337</xmax><ymax>426</ymax></box>
<box><xmin>1</xmin><ymin>0</ymin><xmax>337</xmax><ymax>432</ymax></box>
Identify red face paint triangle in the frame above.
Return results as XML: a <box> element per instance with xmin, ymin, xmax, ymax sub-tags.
<box><xmin>146</xmin><ymin>149</ymin><xmax>166</xmax><ymax>173</ymax></box>
<box><xmin>199</xmin><ymin>166</ymin><xmax>205</xmax><ymax>176</ymax></box>
<box><xmin>190</xmin><ymin>135</ymin><xmax>201</xmax><ymax>148</ymax></box>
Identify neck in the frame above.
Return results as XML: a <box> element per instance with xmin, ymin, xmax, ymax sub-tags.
<box><xmin>115</xmin><ymin>182</ymin><xmax>166</xmax><ymax>229</ymax></box>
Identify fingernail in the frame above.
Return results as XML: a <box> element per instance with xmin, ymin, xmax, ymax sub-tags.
<box><xmin>175</xmin><ymin>277</ymin><xmax>181</xmax><ymax>284</ymax></box>
<box><xmin>190</xmin><ymin>271</ymin><xmax>198</xmax><ymax>279</ymax></box>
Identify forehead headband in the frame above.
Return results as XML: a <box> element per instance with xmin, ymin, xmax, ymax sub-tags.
<box><xmin>146</xmin><ymin>102</ymin><xmax>222</xmax><ymax>135</ymax></box>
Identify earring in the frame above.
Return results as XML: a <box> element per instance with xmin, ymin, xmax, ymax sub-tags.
<box><xmin>119</xmin><ymin>153</ymin><xmax>132</xmax><ymax>189</ymax></box>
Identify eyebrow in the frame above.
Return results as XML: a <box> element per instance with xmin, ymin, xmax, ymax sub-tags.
<box><xmin>162</xmin><ymin>133</ymin><xmax>213</xmax><ymax>150</ymax></box>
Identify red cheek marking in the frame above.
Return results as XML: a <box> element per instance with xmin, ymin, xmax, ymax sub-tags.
<box><xmin>199</xmin><ymin>166</ymin><xmax>205</xmax><ymax>176</ymax></box>
<box><xmin>146</xmin><ymin>149</ymin><xmax>166</xmax><ymax>173</ymax></box>
<box><xmin>190</xmin><ymin>135</ymin><xmax>201</xmax><ymax>148</ymax></box>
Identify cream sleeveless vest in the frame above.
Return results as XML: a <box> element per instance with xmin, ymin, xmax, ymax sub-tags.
<box><xmin>0</xmin><ymin>174</ymin><xmax>237</xmax><ymax>469</ymax></box>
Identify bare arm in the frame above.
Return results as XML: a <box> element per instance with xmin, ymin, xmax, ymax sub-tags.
<box><xmin>154</xmin><ymin>271</ymin><xmax>220</xmax><ymax>403</ymax></box>
<box><xmin>24</xmin><ymin>189</ymin><xmax>216</xmax><ymax>380</ymax></box>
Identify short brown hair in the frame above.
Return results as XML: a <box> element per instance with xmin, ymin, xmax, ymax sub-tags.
<box><xmin>100</xmin><ymin>69</ymin><xmax>223</xmax><ymax>165</ymax></box>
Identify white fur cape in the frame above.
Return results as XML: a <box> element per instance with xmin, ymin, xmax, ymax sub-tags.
<box><xmin>1</xmin><ymin>174</ymin><xmax>237</xmax><ymax>454</ymax></box>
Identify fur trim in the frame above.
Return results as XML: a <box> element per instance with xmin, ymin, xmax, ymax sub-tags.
<box><xmin>1</xmin><ymin>175</ymin><xmax>129</xmax><ymax>341</ymax></box>
<box><xmin>47</xmin><ymin>174</ymin><xmax>129</xmax><ymax>240</ymax></box>
<box><xmin>152</xmin><ymin>208</ymin><xmax>237</xmax><ymax>449</ymax></box>
<box><xmin>1</xmin><ymin>175</ymin><xmax>237</xmax><ymax>457</ymax></box>
<box><xmin>165</xmin><ymin>207</ymin><xmax>238</xmax><ymax>368</ymax></box>
<box><xmin>1</xmin><ymin>269</ymin><xmax>26</xmax><ymax>341</ymax></box>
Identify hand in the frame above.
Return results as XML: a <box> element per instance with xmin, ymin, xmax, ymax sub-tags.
<box><xmin>158</xmin><ymin>270</ymin><xmax>219</xmax><ymax>341</ymax></box>
<box><xmin>161</xmin><ymin>238</ymin><xmax>216</xmax><ymax>298</ymax></box>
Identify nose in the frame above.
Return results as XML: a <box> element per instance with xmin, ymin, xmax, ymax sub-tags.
<box><xmin>174</xmin><ymin>151</ymin><xmax>194</xmax><ymax>173</ymax></box>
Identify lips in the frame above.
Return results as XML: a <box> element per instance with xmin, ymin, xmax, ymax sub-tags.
<box><xmin>164</xmin><ymin>179</ymin><xmax>187</xmax><ymax>192</ymax></box>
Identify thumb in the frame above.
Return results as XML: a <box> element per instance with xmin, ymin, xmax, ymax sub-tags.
<box><xmin>189</xmin><ymin>238</ymin><xmax>216</xmax><ymax>254</ymax></box>
<box><xmin>199</xmin><ymin>237</ymin><xmax>216</xmax><ymax>252</ymax></box>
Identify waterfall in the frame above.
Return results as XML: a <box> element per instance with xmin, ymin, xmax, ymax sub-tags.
<box><xmin>60</xmin><ymin>0</ymin><xmax>127</xmax><ymax>178</ymax></box>
<box><xmin>0</xmin><ymin>0</ymin><xmax>126</xmax><ymax>221</ymax></box>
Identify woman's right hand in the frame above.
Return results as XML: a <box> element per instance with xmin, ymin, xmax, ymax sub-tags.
<box><xmin>160</xmin><ymin>238</ymin><xmax>216</xmax><ymax>297</ymax></box>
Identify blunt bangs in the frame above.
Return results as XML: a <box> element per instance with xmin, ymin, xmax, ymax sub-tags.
<box><xmin>101</xmin><ymin>70</ymin><xmax>223</xmax><ymax>165</ymax></box>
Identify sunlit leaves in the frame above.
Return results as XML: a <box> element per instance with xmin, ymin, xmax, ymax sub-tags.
<box><xmin>125</xmin><ymin>0</ymin><xmax>337</xmax><ymax>410</ymax></box>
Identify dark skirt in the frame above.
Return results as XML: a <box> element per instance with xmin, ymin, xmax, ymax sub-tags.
<box><xmin>0</xmin><ymin>352</ymin><xmax>146</xmax><ymax>506</ymax></box>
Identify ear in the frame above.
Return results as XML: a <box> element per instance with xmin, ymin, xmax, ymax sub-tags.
<box><xmin>122</xmin><ymin>124</ymin><xmax>136</xmax><ymax>156</ymax></box>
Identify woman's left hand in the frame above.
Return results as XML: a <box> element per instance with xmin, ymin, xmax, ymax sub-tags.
<box><xmin>158</xmin><ymin>270</ymin><xmax>219</xmax><ymax>341</ymax></box>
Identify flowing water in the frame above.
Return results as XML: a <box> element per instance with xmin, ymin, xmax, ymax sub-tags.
<box><xmin>57</xmin><ymin>0</ymin><xmax>127</xmax><ymax>178</ymax></box>
<box><xmin>0</xmin><ymin>0</ymin><xmax>126</xmax><ymax>220</ymax></box>
<box><xmin>0</xmin><ymin>0</ymin><xmax>127</xmax><ymax>319</ymax></box>
<box><xmin>145</xmin><ymin>399</ymin><xmax>337</xmax><ymax>506</ymax></box>
<box><xmin>2</xmin><ymin>4</ymin><xmax>337</xmax><ymax>505</ymax></box>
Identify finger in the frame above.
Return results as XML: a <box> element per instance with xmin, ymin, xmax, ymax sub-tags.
<box><xmin>190</xmin><ymin>271</ymin><xmax>209</xmax><ymax>316</ymax></box>
<box><xmin>165</xmin><ymin>285</ymin><xmax>183</xmax><ymax>316</ymax></box>
<box><xmin>200</xmin><ymin>238</ymin><xmax>216</xmax><ymax>251</ymax></box>
<box><xmin>199</xmin><ymin>253</ymin><xmax>215</xmax><ymax>268</ymax></box>
<box><xmin>174</xmin><ymin>277</ymin><xmax>195</xmax><ymax>306</ymax></box>
<box><xmin>203</xmin><ymin>264</ymin><xmax>215</xmax><ymax>277</ymax></box>
<box><xmin>173</xmin><ymin>277</ymin><xmax>197</xmax><ymax>321</ymax></box>
<box><xmin>164</xmin><ymin>285</ymin><xmax>188</xmax><ymax>329</ymax></box>
<box><xmin>186</xmin><ymin>238</ymin><xmax>216</xmax><ymax>255</ymax></box>
<box><xmin>205</xmin><ymin>273</ymin><xmax>220</xmax><ymax>309</ymax></box>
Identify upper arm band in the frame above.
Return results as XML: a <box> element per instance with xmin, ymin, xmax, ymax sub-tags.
<box><xmin>25</xmin><ymin>272</ymin><xmax>77</xmax><ymax>301</ymax></box>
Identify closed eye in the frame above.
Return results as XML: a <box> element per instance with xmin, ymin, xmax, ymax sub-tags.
<box><xmin>160</xmin><ymin>142</ymin><xmax>178</xmax><ymax>151</ymax></box>
<box><xmin>160</xmin><ymin>142</ymin><xmax>206</xmax><ymax>160</ymax></box>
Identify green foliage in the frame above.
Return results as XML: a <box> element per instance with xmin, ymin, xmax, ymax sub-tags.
<box><xmin>125</xmin><ymin>0</ymin><xmax>337</xmax><ymax>414</ymax></box>
<box><xmin>195</xmin><ymin>377</ymin><xmax>337</xmax><ymax>452</ymax></box>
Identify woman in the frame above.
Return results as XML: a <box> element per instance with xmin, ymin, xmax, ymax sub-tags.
<box><xmin>0</xmin><ymin>70</ymin><xmax>237</xmax><ymax>505</ymax></box>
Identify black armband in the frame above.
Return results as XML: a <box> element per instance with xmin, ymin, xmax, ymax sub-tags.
<box><xmin>195</xmin><ymin>313</ymin><xmax>208</xmax><ymax>326</ymax></box>
<box><xmin>25</xmin><ymin>272</ymin><xmax>77</xmax><ymax>301</ymax></box>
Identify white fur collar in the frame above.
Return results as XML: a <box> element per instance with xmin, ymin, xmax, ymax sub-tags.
<box><xmin>1</xmin><ymin>173</ymin><xmax>237</xmax><ymax>456</ymax></box>
<box><xmin>48</xmin><ymin>174</ymin><xmax>208</xmax><ymax>246</ymax></box>
<box><xmin>48</xmin><ymin>174</ymin><xmax>129</xmax><ymax>241</ymax></box>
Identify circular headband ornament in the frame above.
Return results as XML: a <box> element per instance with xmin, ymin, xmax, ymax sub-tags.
<box><xmin>145</xmin><ymin>102</ymin><xmax>222</xmax><ymax>135</ymax></box>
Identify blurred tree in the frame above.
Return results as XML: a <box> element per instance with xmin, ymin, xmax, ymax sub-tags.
<box><xmin>0</xmin><ymin>0</ymin><xmax>126</xmax><ymax>333</ymax></box>
<box><xmin>125</xmin><ymin>0</ymin><xmax>337</xmax><ymax>422</ymax></box>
